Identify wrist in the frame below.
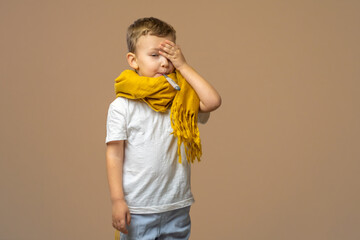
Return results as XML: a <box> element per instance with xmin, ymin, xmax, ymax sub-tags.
<box><xmin>176</xmin><ymin>62</ymin><xmax>190</xmax><ymax>73</ymax></box>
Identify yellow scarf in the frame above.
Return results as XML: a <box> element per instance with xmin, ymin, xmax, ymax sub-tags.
<box><xmin>114</xmin><ymin>69</ymin><xmax>202</xmax><ymax>164</ymax></box>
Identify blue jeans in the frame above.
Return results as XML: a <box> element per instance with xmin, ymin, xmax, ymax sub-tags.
<box><xmin>118</xmin><ymin>206</ymin><xmax>191</xmax><ymax>240</ymax></box>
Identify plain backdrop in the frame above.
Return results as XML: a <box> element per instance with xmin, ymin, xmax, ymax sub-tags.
<box><xmin>1</xmin><ymin>0</ymin><xmax>359</xmax><ymax>239</ymax></box>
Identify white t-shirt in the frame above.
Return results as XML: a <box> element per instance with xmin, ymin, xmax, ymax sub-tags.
<box><xmin>106</xmin><ymin>97</ymin><xmax>209</xmax><ymax>214</ymax></box>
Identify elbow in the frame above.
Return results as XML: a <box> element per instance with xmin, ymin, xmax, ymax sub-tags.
<box><xmin>201</xmin><ymin>95</ymin><xmax>222</xmax><ymax>112</ymax></box>
<box><xmin>212</xmin><ymin>95</ymin><xmax>222</xmax><ymax>110</ymax></box>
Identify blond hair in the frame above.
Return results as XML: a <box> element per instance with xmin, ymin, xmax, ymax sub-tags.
<box><xmin>126</xmin><ymin>17</ymin><xmax>176</xmax><ymax>53</ymax></box>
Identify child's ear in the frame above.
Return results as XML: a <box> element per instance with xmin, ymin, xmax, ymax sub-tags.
<box><xmin>126</xmin><ymin>52</ymin><xmax>139</xmax><ymax>70</ymax></box>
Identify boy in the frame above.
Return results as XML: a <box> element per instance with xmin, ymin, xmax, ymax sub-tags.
<box><xmin>106</xmin><ymin>17</ymin><xmax>221</xmax><ymax>239</ymax></box>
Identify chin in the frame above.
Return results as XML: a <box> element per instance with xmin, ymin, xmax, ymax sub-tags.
<box><xmin>153</xmin><ymin>73</ymin><xmax>163</xmax><ymax>78</ymax></box>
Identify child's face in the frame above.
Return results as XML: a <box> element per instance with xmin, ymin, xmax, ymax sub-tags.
<box><xmin>130</xmin><ymin>34</ymin><xmax>175</xmax><ymax>77</ymax></box>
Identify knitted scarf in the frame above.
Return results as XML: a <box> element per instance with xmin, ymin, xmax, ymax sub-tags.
<box><xmin>114</xmin><ymin>69</ymin><xmax>202</xmax><ymax>164</ymax></box>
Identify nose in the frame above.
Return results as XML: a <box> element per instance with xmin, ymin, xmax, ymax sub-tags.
<box><xmin>160</xmin><ymin>55</ymin><xmax>169</xmax><ymax>67</ymax></box>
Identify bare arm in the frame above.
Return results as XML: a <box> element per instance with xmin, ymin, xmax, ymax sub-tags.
<box><xmin>159</xmin><ymin>40</ymin><xmax>222</xmax><ymax>112</ymax></box>
<box><xmin>106</xmin><ymin>140</ymin><xmax>131</xmax><ymax>234</ymax></box>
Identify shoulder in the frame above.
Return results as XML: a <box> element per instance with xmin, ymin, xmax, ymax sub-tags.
<box><xmin>107</xmin><ymin>97</ymin><xmax>130</xmax><ymax>119</ymax></box>
<box><xmin>108</xmin><ymin>97</ymin><xmax>150</xmax><ymax>118</ymax></box>
<box><xmin>108</xmin><ymin>97</ymin><xmax>132</xmax><ymax>113</ymax></box>
<box><xmin>109</xmin><ymin>97</ymin><xmax>128</xmax><ymax>108</ymax></box>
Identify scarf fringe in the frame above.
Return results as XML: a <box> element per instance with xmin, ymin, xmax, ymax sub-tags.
<box><xmin>170</xmin><ymin>102</ymin><xmax>202</xmax><ymax>163</ymax></box>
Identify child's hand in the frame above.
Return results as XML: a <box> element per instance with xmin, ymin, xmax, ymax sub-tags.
<box><xmin>112</xmin><ymin>199</ymin><xmax>131</xmax><ymax>234</ymax></box>
<box><xmin>159</xmin><ymin>40</ymin><xmax>187</xmax><ymax>70</ymax></box>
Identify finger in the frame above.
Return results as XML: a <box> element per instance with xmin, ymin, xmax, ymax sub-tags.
<box><xmin>159</xmin><ymin>51</ymin><xmax>175</xmax><ymax>62</ymax></box>
<box><xmin>161</xmin><ymin>41</ymin><xmax>177</xmax><ymax>50</ymax></box>
<box><xmin>160</xmin><ymin>39</ymin><xmax>174</xmax><ymax>46</ymax></box>
<box><xmin>159</xmin><ymin>50</ymin><xmax>170</xmax><ymax>58</ymax></box>
<box><xmin>160</xmin><ymin>47</ymin><xmax>177</xmax><ymax>59</ymax></box>
<box><xmin>160</xmin><ymin>44</ymin><xmax>173</xmax><ymax>54</ymax></box>
<box><xmin>113</xmin><ymin>221</ymin><xmax>122</xmax><ymax>232</ymax></box>
<box><xmin>126</xmin><ymin>211</ymin><xmax>131</xmax><ymax>225</ymax></box>
<box><xmin>120</xmin><ymin>227</ymin><xmax>128</xmax><ymax>235</ymax></box>
<box><xmin>118</xmin><ymin>220</ymin><xmax>128</xmax><ymax>234</ymax></box>
<box><xmin>164</xmin><ymin>39</ymin><xmax>175</xmax><ymax>46</ymax></box>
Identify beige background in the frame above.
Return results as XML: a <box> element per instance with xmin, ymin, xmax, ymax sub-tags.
<box><xmin>1</xmin><ymin>0</ymin><xmax>359</xmax><ymax>239</ymax></box>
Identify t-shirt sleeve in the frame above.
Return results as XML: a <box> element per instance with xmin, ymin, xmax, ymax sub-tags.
<box><xmin>105</xmin><ymin>98</ymin><xmax>128</xmax><ymax>143</ymax></box>
<box><xmin>198</xmin><ymin>111</ymin><xmax>210</xmax><ymax>124</ymax></box>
